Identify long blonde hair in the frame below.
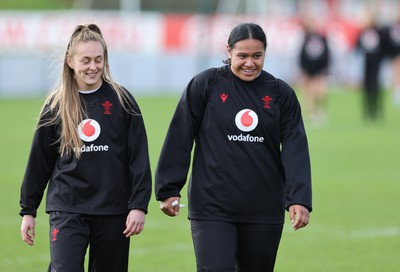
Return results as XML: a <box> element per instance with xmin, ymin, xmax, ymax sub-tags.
<box><xmin>39</xmin><ymin>23</ymin><xmax>135</xmax><ymax>159</ymax></box>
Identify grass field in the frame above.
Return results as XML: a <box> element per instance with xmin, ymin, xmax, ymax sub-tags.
<box><xmin>0</xmin><ymin>88</ymin><xmax>399</xmax><ymax>271</ymax></box>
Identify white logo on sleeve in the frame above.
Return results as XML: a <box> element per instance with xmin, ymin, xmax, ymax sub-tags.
<box><xmin>235</xmin><ymin>109</ymin><xmax>258</xmax><ymax>132</ymax></box>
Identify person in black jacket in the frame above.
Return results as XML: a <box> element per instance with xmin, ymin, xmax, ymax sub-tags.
<box><xmin>19</xmin><ymin>23</ymin><xmax>152</xmax><ymax>272</ymax></box>
<box><xmin>356</xmin><ymin>12</ymin><xmax>385</xmax><ymax>121</ymax></box>
<box><xmin>381</xmin><ymin>16</ymin><xmax>400</xmax><ymax>106</ymax></box>
<box><xmin>299</xmin><ymin>17</ymin><xmax>330</xmax><ymax>127</ymax></box>
<box><xmin>155</xmin><ymin>23</ymin><xmax>312</xmax><ymax>272</ymax></box>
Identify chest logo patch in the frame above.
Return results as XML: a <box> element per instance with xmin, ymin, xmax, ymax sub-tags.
<box><xmin>102</xmin><ymin>100</ymin><xmax>113</xmax><ymax>114</ymax></box>
<box><xmin>78</xmin><ymin>119</ymin><xmax>101</xmax><ymax>142</ymax></box>
<box><xmin>262</xmin><ymin>95</ymin><xmax>273</xmax><ymax>109</ymax></box>
<box><xmin>220</xmin><ymin>93</ymin><xmax>228</xmax><ymax>102</ymax></box>
<box><xmin>235</xmin><ymin>109</ymin><xmax>258</xmax><ymax>132</ymax></box>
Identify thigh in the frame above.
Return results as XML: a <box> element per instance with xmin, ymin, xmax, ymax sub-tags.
<box><xmin>88</xmin><ymin>214</ymin><xmax>130</xmax><ymax>272</ymax></box>
<box><xmin>237</xmin><ymin>223</ymin><xmax>283</xmax><ymax>272</ymax></box>
<box><xmin>48</xmin><ymin>212</ymin><xmax>89</xmax><ymax>272</ymax></box>
<box><xmin>190</xmin><ymin>220</ymin><xmax>238</xmax><ymax>272</ymax></box>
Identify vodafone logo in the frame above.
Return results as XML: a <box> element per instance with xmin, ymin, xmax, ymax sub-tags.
<box><xmin>228</xmin><ymin>109</ymin><xmax>264</xmax><ymax>143</ymax></box>
<box><xmin>235</xmin><ymin>109</ymin><xmax>258</xmax><ymax>132</ymax></box>
<box><xmin>78</xmin><ymin>119</ymin><xmax>101</xmax><ymax>142</ymax></box>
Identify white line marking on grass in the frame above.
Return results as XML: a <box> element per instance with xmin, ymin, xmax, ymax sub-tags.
<box><xmin>341</xmin><ymin>227</ymin><xmax>400</xmax><ymax>239</ymax></box>
<box><xmin>141</xmin><ymin>220</ymin><xmax>190</xmax><ymax>230</ymax></box>
<box><xmin>1</xmin><ymin>254</ymin><xmax>49</xmax><ymax>265</ymax></box>
<box><xmin>131</xmin><ymin>243</ymin><xmax>193</xmax><ymax>256</ymax></box>
<box><xmin>284</xmin><ymin>225</ymin><xmax>400</xmax><ymax>240</ymax></box>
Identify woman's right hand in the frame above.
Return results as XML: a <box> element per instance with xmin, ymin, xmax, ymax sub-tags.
<box><xmin>21</xmin><ymin>215</ymin><xmax>35</xmax><ymax>246</ymax></box>
<box><xmin>160</xmin><ymin>197</ymin><xmax>181</xmax><ymax>217</ymax></box>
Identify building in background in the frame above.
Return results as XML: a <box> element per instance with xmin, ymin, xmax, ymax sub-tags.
<box><xmin>0</xmin><ymin>0</ymin><xmax>399</xmax><ymax>97</ymax></box>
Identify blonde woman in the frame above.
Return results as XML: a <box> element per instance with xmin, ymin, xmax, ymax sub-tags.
<box><xmin>19</xmin><ymin>24</ymin><xmax>152</xmax><ymax>271</ymax></box>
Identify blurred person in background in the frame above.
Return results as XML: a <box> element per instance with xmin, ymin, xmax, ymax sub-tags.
<box><xmin>298</xmin><ymin>16</ymin><xmax>331</xmax><ymax>127</ymax></box>
<box><xmin>356</xmin><ymin>10</ymin><xmax>385</xmax><ymax>121</ymax></box>
<box><xmin>155</xmin><ymin>22</ymin><xmax>312</xmax><ymax>272</ymax></box>
<box><xmin>19</xmin><ymin>23</ymin><xmax>152</xmax><ymax>272</ymax></box>
<box><xmin>381</xmin><ymin>11</ymin><xmax>400</xmax><ymax>106</ymax></box>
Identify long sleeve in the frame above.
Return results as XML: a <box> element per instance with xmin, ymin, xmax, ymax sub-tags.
<box><xmin>277</xmin><ymin>79</ymin><xmax>312</xmax><ymax>212</ymax></box>
<box><xmin>126</xmin><ymin>99</ymin><xmax>152</xmax><ymax>214</ymax></box>
<box><xmin>19</xmin><ymin>118</ymin><xmax>58</xmax><ymax>217</ymax></box>
<box><xmin>155</xmin><ymin>69</ymin><xmax>214</xmax><ymax>201</ymax></box>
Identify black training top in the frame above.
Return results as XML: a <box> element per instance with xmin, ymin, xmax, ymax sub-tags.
<box><xmin>155</xmin><ymin>65</ymin><xmax>312</xmax><ymax>224</ymax></box>
<box><xmin>299</xmin><ymin>32</ymin><xmax>330</xmax><ymax>76</ymax></box>
<box><xmin>20</xmin><ymin>81</ymin><xmax>152</xmax><ymax>217</ymax></box>
<box><xmin>381</xmin><ymin>23</ymin><xmax>400</xmax><ymax>58</ymax></box>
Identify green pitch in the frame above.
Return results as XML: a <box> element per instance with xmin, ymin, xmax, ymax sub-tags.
<box><xmin>0</xmin><ymin>88</ymin><xmax>399</xmax><ymax>271</ymax></box>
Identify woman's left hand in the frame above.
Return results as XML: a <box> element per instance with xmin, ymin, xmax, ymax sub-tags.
<box><xmin>289</xmin><ymin>205</ymin><xmax>310</xmax><ymax>231</ymax></box>
<box><xmin>123</xmin><ymin>209</ymin><xmax>145</xmax><ymax>237</ymax></box>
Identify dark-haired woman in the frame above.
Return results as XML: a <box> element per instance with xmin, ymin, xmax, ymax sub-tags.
<box><xmin>19</xmin><ymin>23</ymin><xmax>152</xmax><ymax>271</ymax></box>
<box><xmin>155</xmin><ymin>23</ymin><xmax>312</xmax><ymax>271</ymax></box>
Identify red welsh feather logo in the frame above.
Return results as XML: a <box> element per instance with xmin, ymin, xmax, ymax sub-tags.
<box><xmin>51</xmin><ymin>227</ymin><xmax>59</xmax><ymax>242</ymax></box>
<box><xmin>261</xmin><ymin>96</ymin><xmax>272</xmax><ymax>109</ymax></box>
<box><xmin>102</xmin><ymin>101</ymin><xmax>112</xmax><ymax>114</ymax></box>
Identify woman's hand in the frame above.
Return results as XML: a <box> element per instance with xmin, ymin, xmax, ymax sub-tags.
<box><xmin>123</xmin><ymin>209</ymin><xmax>145</xmax><ymax>237</ymax></box>
<box><xmin>289</xmin><ymin>205</ymin><xmax>310</xmax><ymax>230</ymax></box>
<box><xmin>160</xmin><ymin>197</ymin><xmax>182</xmax><ymax>217</ymax></box>
<box><xmin>21</xmin><ymin>215</ymin><xmax>36</xmax><ymax>246</ymax></box>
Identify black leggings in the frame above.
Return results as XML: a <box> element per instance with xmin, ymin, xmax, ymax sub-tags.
<box><xmin>190</xmin><ymin>220</ymin><xmax>283</xmax><ymax>272</ymax></box>
<box><xmin>48</xmin><ymin>212</ymin><xmax>130</xmax><ymax>272</ymax></box>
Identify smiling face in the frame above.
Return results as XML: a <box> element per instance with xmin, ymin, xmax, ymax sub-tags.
<box><xmin>227</xmin><ymin>38</ymin><xmax>265</xmax><ymax>81</ymax></box>
<box><xmin>67</xmin><ymin>40</ymin><xmax>104</xmax><ymax>91</ymax></box>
